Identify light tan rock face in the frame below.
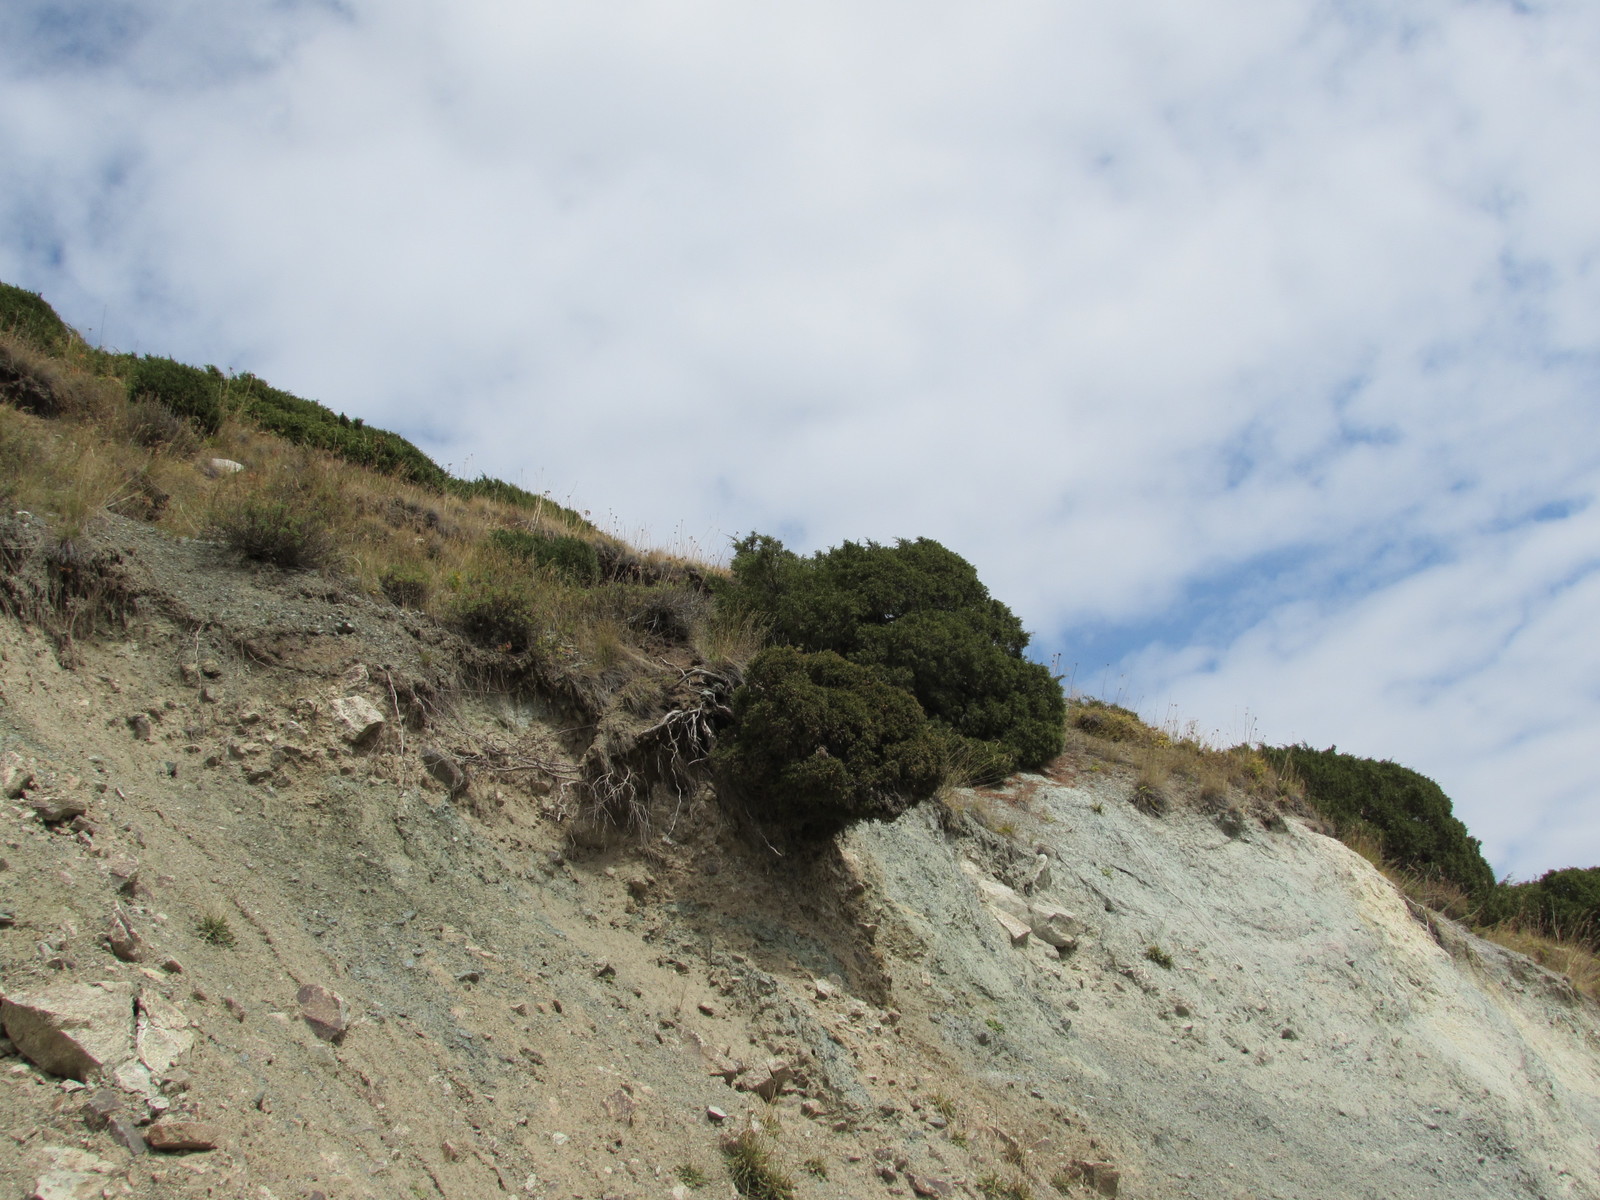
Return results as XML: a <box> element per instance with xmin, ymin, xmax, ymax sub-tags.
<box><xmin>1</xmin><ymin>982</ymin><xmax>135</xmax><ymax>1082</ymax></box>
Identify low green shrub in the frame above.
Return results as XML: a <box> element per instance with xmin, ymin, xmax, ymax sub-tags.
<box><xmin>126</xmin><ymin>356</ymin><xmax>223</xmax><ymax>435</ymax></box>
<box><xmin>1492</xmin><ymin>867</ymin><xmax>1600</xmax><ymax>948</ymax></box>
<box><xmin>712</xmin><ymin>646</ymin><xmax>948</xmax><ymax>840</ymax></box>
<box><xmin>487</xmin><ymin>528</ymin><xmax>600</xmax><ymax>585</ymax></box>
<box><xmin>210</xmin><ymin>484</ymin><xmax>337</xmax><ymax>569</ymax></box>
<box><xmin>0</xmin><ymin>283</ymin><xmax>73</xmax><ymax>352</ymax></box>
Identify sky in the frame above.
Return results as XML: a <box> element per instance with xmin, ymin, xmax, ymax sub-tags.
<box><xmin>2</xmin><ymin>1</ymin><xmax>1597</xmax><ymax>879</ymax></box>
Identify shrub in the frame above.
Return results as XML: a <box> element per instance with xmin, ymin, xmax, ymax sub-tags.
<box><xmin>720</xmin><ymin>1131</ymin><xmax>796</xmax><ymax>1200</ymax></box>
<box><xmin>230</xmin><ymin>372</ymin><xmax>451</xmax><ymax>487</ymax></box>
<box><xmin>126</xmin><ymin>356</ymin><xmax>223</xmax><ymax>434</ymax></box>
<box><xmin>487</xmin><ymin>528</ymin><xmax>600</xmax><ymax>585</ymax></box>
<box><xmin>195</xmin><ymin>912</ymin><xmax>236</xmax><ymax>948</ymax></box>
<box><xmin>1260</xmin><ymin>745</ymin><xmax>1495</xmax><ymax>898</ymax></box>
<box><xmin>452</xmin><ymin>578</ymin><xmax>543</xmax><ymax>652</ymax></box>
<box><xmin>719</xmin><ymin>534</ymin><xmax>1064</xmax><ymax>772</ymax></box>
<box><xmin>380</xmin><ymin>563</ymin><xmax>431</xmax><ymax>608</ymax></box>
<box><xmin>210</xmin><ymin>484</ymin><xmax>337</xmax><ymax>569</ymax></box>
<box><xmin>0</xmin><ymin>282</ymin><xmax>73</xmax><ymax>352</ymax></box>
<box><xmin>1493</xmin><ymin>867</ymin><xmax>1600</xmax><ymax>948</ymax></box>
<box><xmin>712</xmin><ymin>646</ymin><xmax>949</xmax><ymax>840</ymax></box>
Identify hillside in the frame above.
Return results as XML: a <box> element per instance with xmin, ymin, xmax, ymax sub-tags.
<box><xmin>1</xmin><ymin>515</ymin><xmax>1597</xmax><ymax>1200</ymax></box>
<box><xmin>3</xmin><ymin>281</ymin><xmax>1600</xmax><ymax>1200</ymax></box>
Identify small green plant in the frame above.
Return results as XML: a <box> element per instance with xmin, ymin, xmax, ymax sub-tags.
<box><xmin>675</xmin><ymin>1164</ymin><xmax>710</xmax><ymax>1189</ymax></box>
<box><xmin>985</xmin><ymin>1016</ymin><xmax>1005</xmax><ymax>1034</ymax></box>
<box><xmin>950</xmin><ymin>1131</ymin><xmax>968</xmax><ymax>1148</ymax></box>
<box><xmin>196</xmin><ymin>912</ymin><xmax>236</xmax><ymax>948</ymax></box>
<box><xmin>721</xmin><ymin>1130</ymin><xmax>797</xmax><ymax>1200</ymax></box>
<box><xmin>929</xmin><ymin>1091</ymin><xmax>957</xmax><ymax>1121</ymax></box>
<box><xmin>1144</xmin><ymin>943</ymin><xmax>1173</xmax><ymax>969</ymax></box>
<box><xmin>802</xmin><ymin>1156</ymin><xmax>828</xmax><ymax>1179</ymax></box>
<box><xmin>1090</xmin><ymin>801</ymin><xmax>1103</xmax><ymax>813</ymax></box>
<box><xmin>1049</xmin><ymin>1170</ymin><xmax>1077</xmax><ymax>1195</ymax></box>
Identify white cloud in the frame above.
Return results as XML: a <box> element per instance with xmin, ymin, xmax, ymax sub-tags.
<box><xmin>2</xmin><ymin>0</ymin><xmax>1598</xmax><ymax>875</ymax></box>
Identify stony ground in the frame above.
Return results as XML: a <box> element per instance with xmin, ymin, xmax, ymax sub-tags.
<box><xmin>1</xmin><ymin>516</ymin><xmax>1597</xmax><ymax>1200</ymax></box>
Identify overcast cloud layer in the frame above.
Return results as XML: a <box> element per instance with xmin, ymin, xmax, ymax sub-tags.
<box><xmin>3</xmin><ymin>1</ymin><xmax>1597</xmax><ymax>878</ymax></box>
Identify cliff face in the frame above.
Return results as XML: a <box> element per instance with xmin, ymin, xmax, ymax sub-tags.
<box><xmin>0</xmin><ymin>514</ymin><xmax>1596</xmax><ymax>1200</ymax></box>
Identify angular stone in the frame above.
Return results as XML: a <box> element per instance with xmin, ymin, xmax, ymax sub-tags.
<box><xmin>144</xmin><ymin>1120</ymin><xmax>219</xmax><ymax>1152</ymax></box>
<box><xmin>135</xmin><ymin>989</ymin><xmax>193</xmax><ymax>1076</ymax></box>
<box><xmin>329</xmin><ymin>696</ymin><xmax>384</xmax><ymax>745</ymax></box>
<box><xmin>976</xmin><ymin>877</ymin><xmax>1030</xmax><ymax>920</ymax></box>
<box><xmin>105</xmin><ymin>856</ymin><xmax>140</xmax><ymax>896</ymax></box>
<box><xmin>991</xmin><ymin>907</ymin><xmax>1032</xmax><ymax>947</ymax></box>
<box><xmin>908</xmin><ymin>1174</ymin><xmax>953</xmax><ymax>1198</ymax></box>
<box><xmin>106</xmin><ymin>906</ymin><xmax>145</xmax><ymax>963</ymax></box>
<box><xmin>813</xmin><ymin>978</ymin><xmax>838</xmax><ymax>1000</ymax></box>
<box><xmin>29</xmin><ymin>795</ymin><xmax>87</xmax><ymax>826</ymax></box>
<box><xmin>751</xmin><ymin>1059</ymin><xmax>792</xmax><ymax>1102</ymax></box>
<box><xmin>296</xmin><ymin>984</ymin><xmax>348</xmax><ymax>1043</ymax></box>
<box><xmin>1</xmin><ymin>750</ymin><xmax>33</xmax><ymax>798</ymax></box>
<box><xmin>602</xmin><ymin>1087</ymin><xmax>636</xmax><ymax>1125</ymax></box>
<box><xmin>1</xmin><ymin>982</ymin><xmax>135</xmax><ymax>1081</ymax></box>
<box><xmin>1027</xmin><ymin>903</ymin><xmax>1083</xmax><ymax>949</ymax></box>
<box><xmin>421</xmin><ymin>747</ymin><xmax>468</xmax><ymax>798</ymax></box>
<box><xmin>82</xmin><ymin>1090</ymin><xmax>146</xmax><ymax>1155</ymax></box>
<box><xmin>126</xmin><ymin>714</ymin><xmax>153</xmax><ymax>742</ymax></box>
<box><xmin>26</xmin><ymin>1146</ymin><xmax>117</xmax><ymax>1200</ymax></box>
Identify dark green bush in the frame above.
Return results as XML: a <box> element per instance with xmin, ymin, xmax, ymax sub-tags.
<box><xmin>1261</xmin><ymin>745</ymin><xmax>1495</xmax><ymax>897</ymax></box>
<box><xmin>711</xmin><ymin>646</ymin><xmax>949</xmax><ymax>840</ymax></box>
<box><xmin>718</xmin><ymin>534</ymin><xmax>1063</xmax><ymax>773</ymax></box>
<box><xmin>1492</xmin><ymin>867</ymin><xmax>1600</xmax><ymax>947</ymax></box>
<box><xmin>0</xmin><ymin>283</ymin><xmax>73</xmax><ymax>352</ymax></box>
<box><xmin>487</xmin><ymin>528</ymin><xmax>600</xmax><ymax>585</ymax></box>
<box><xmin>126</xmin><ymin>357</ymin><xmax>223</xmax><ymax>434</ymax></box>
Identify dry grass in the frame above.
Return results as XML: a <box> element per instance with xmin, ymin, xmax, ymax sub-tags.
<box><xmin>1479</xmin><ymin>925</ymin><xmax>1600</xmax><ymax>999</ymax></box>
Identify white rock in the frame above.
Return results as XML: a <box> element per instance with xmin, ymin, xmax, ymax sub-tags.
<box><xmin>329</xmin><ymin>695</ymin><xmax>385</xmax><ymax>745</ymax></box>
<box><xmin>203</xmin><ymin>458</ymin><xmax>245</xmax><ymax>477</ymax></box>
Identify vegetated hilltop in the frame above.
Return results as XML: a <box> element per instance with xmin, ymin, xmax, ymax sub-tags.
<box><xmin>1</xmin><ymin>280</ymin><xmax>1598</xmax><ymax>1200</ymax></box>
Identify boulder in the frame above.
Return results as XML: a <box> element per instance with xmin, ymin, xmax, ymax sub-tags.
<box><xmin>29</xmin><ymin>795</ymin><xmax>87</xmax><ymax>825</ymax></box>
<box><xmin>2</xmin><ymin>750</ymin><xmax>33</xmax><ymax>798</ymax></box>
<box><xmin>144</xmin><ymin>1120</ymin><xmax>220</xmax><ymax>1152</ymax></box>
<box><xmin>25</xmin><ymin>1146</ymin><xmax>117</xmax><ymax>1200</ymax></box>
<box><xmin>975</xmin><ymin>877</ymin><xmax>1030</xmax><ymax>921</ymax></box>
<box><xmin>297</xmin><ymin>983</ymin><xmax>348</xmax><ymax>1043</ymax></box>
<box><xmin>329</xmin><ymin>696</ymin><xmax>384</xmax><ymax>745</ymax></box>
<box><xmin>135</xmin><ymin>988</ymin><xmax>193</xmax><ymax>1076</ymax></box>
<box><xmin>203</xmin><ymin>458</ymin><xmax>244</xmax><ymax>477</ymax></box>
<box><xmin>1</xmin><ymin>981</ymin><xmax>135</xmax><ymax>1081</ymax></box>
<box><xmin>1027</xmin><ymin>902</ymin><xmax>1083</xmax><ymax>949</ymax></box>
<box><xmin>421</xmin><ymin>747</ymin><xmax>468</xmax><ymax>798</ymax></box>
<box><xmin>991</xmin><ymin>908</ymin><xmax>1032</xmax><ymax>947</ymax></box>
